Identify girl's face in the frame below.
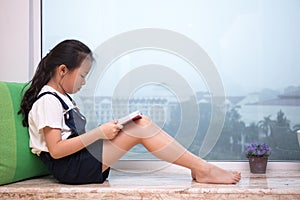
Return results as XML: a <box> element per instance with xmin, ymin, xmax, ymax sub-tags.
<box><xmin>62</xmin><ymin>57</ymin><xmax>92</xmax><ymax>94</ymax></box>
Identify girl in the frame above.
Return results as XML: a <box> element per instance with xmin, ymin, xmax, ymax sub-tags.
<box><xmin>19</xmin><ymin>39</ymin><xmax>241</xmax><ymax>184</ymax></box>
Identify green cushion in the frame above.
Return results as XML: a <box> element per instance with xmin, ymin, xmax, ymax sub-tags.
<box><xmin>0</xmin><ymin>81</ymin><xmax>48</xmax><ymax>185</ymax></box>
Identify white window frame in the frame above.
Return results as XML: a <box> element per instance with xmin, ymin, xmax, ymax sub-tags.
<box><xmin>29</xmin><ymin>0</ymin><xmax>41</xmax><ymax>79</ymax></box>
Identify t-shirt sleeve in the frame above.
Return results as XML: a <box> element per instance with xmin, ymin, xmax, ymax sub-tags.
<box><xmin>32</xmin><ymin>94</ymin><xmax>64</xmax><ymax>131</ymax></box>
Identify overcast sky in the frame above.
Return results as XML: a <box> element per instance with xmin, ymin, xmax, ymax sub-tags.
<box><xmin>42</xmin><ymin>0</ymin><xmax>300</xmax><ymax>96</ymax></box>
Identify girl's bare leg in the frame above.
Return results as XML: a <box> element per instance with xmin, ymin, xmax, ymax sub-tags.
<box><xmin>102</xmin><ymin>116</ymin><xmax>241</xmax><ymax>184</ymax></box>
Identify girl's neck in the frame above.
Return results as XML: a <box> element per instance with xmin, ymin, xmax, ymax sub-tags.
<box><xmin>47</xmin><ymin>80</ymin><xmax>66</xmax><ymax>95</ymax></box>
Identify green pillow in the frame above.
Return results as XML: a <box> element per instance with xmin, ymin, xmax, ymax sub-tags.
<box><xmin>0</xmin><ymin>81</ymin><xmax>48</xmax><ymax>185</ymax></box>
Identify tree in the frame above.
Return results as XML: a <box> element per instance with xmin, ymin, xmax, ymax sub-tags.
<box><xmin>258</xmin><ymin>115</ymin><xmax>274</xmax><ymax>137</ymax></box>
<box><xmin>292</xmin><ymin>124</ymin><xmax>300</xmax><ymax>132</ymax></box>
<box><xmin>207</xmin><ymin>107</ymin><xmax>246</xmax><ymax>160</ymax></box>
<box><xmin>269</xmin><ymin>110</ymin><xmax>299</xmax><ymax>160</ymax></box>
<box><xmin>275</xmin><ymin>110</ymin><xmax>291</xmax><ymax>131</ymax></box>
<box><xmin>245</xmin><ymin>122</ymin><xmax>259</xmax><ymax>143</ymax></box>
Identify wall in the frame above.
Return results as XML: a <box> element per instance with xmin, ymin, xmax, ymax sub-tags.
<box><xmin>0</xmin><ymin>0</ymin><xmax>40</xmax><ymax>82</ymax></box>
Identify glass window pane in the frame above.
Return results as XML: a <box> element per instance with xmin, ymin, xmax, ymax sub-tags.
<box><xmin>42</xmin><ymin>0</ymin><xmax>300</xmax><ymax>161</ymax></box>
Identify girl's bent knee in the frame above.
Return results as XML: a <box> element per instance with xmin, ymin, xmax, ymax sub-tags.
<box><xmin>134</xmin><ymin>115</ymin><xmax>152</xmax><ymax>127</ymax></box>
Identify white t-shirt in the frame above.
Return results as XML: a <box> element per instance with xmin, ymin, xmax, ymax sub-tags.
<box><xmin>28</xmin><ymin>85</ymin><xmax>76</xmax><ymax>155</ymax></box>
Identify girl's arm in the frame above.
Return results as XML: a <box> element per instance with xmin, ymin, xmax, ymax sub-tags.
<box><xmin>43</xmin><ymin>121</ymin><xmax>123</xmax><ymax>159</ymax></box>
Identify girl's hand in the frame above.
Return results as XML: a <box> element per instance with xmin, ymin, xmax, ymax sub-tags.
<box><xmin>99</xmin><ymin>120</ymin><xmax>123</xmax><ymax>139</ymax></box>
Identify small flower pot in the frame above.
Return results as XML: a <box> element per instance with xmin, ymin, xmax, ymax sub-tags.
<box><xmin>248</xmin><ymin>157</ymin><xmax>268</xmax><ymax>174</ymax></box>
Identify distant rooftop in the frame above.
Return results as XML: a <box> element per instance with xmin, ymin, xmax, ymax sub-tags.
<box><xmin>249</xmin><ymin>89</ymin><xmax>300</xmax><ymax>106</ymax></box>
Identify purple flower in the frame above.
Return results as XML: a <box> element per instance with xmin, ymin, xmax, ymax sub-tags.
<box><xmin>245</xmin><ymin>142</ymin><xmax>272</xmax><ymax>158</ymax></box>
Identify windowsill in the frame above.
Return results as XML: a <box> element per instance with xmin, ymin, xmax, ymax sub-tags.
<box><xmin>112</xmin><ymin>160</ymin><xmax>300</xmax><ymax>172</ymax></box>
<box><xmin>1</xmin><ymin>160</ymin><xmax>299</xmax><ymax>199</ymax></box>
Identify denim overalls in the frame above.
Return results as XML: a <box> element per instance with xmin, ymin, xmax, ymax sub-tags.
<box><xmin>36</xmin><ymin>92</ymin><xmax>109</xmax><ymax>184</ymax></box>
<box><xmin>36</xmin><ymin>91</ymin><xmax>86</xmax><ymax>136</ymax></box>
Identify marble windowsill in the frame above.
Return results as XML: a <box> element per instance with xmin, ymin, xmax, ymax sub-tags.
<box><xmin>1</xmin><ymin>161</ymin><xmax>300</xmax><ymax>200</ymax></box>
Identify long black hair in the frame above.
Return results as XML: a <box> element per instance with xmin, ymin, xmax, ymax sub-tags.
<box><xmin>19</xmin><ymin>39</ymin><xmax>92</xmax><ymax>127</ymax></box>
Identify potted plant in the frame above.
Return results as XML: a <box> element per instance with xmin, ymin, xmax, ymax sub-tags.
<box><xmin>245</xmin><ymin>142</ymin><xmax>272</xmax><ymax>174</ymax></box>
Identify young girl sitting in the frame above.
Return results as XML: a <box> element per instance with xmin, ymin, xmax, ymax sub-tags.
<box><xmin>19</xmin><ymin>39</ymin><xmax>241</xmax><ymax>184</ymax></box>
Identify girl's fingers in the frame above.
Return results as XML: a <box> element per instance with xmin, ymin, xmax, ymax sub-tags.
<box><xmin>116</xmin><ymin>124</ymin><xmax>123</xmax><ymax>129</ymax></box>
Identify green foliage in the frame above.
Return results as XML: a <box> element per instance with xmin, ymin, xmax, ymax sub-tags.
<box><xmin>203</xmin><ymin>108</ymin><xmax>300</xmax><ymax>161</ymax></box>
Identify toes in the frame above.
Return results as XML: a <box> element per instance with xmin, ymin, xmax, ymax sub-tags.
<box><xmin>231</xmin><ymin>171</ymin><xmax>241</xmax><ymax>183</ymax></box>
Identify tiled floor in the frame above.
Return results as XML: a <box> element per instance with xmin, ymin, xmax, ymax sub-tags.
<box><xmin>1</xmin><ymin>161</ymin><xmax>300</xmax><ymax>199</ymax></box>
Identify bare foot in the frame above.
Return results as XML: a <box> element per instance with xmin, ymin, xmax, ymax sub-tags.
<box><xmin>192</xmin><ymin>161</ymin><xmax>241</xmax><ymax>184</ymax></box>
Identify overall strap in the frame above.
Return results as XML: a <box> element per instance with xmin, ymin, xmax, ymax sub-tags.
<box><xmin>36</xmin><ymin>92</ymin><xmax>69</xmax><ymax>110</ymax></box>
<box><xmin>36</xmin><ymin>91</ymin><xmax>86</xmax><ymax>135</ymax></box>
<box><xmin>65</xmin><ymin>93</ymin><xmax>76</xmax><ymax>106</ymax></box>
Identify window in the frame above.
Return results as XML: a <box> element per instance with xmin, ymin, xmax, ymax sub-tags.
<box><xmin>42</xmin><ymin>0</ymin><xmax>300</xmax><ymax>161</ymax></box>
